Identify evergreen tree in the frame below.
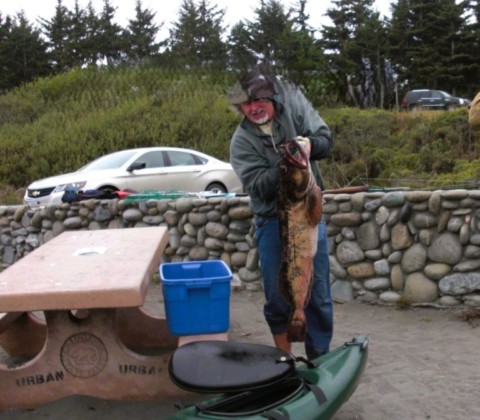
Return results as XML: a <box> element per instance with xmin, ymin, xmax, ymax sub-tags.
<box><xmin>69</xmin><ymin>0</ymin><xmax>88</xmax><ymax>67</ymax></box>
<box><xmin>389</xmin><ymin>0</ymin><xmax>474</xmax><ymax>97</ymax></box>
<box><xmin>168</xmin><ymin>0</ymin><xmax>227</xmax><ymax>68</ymax></box>
<box><xmin>227</xmin><ymin>1</ymin><xmax>327</xmax><ymax>103</ymax></box>
<box><xmin>387</xmin><ymin>0</ymin><xmax>410</xmax><ymax>97</ymax></box>
<box><xmin>124</xmin><ymin>0</ymin><xmax>162</xmax><ymax>63</ymax></box>
<box><xmin>97</xmin><ymin>0</ymin><xmax>125</xmax><ymax>65</ymax></box>
<box><xmin>459</xmin><ymin>0</ymin><xmax>480</xmax><ymax>95</ymax></box>
<box><xmin>0</xmin><ymin>14</ymin><xmax>14</xmax><ymax>91</ymax></box>
<box><xmin>355</xmin><ymin>13</ymin><xmax>391</xmax><ymax>108</ymax></box>
<box><xmin>40</xmin><ymin>0</ymin><xmax>73</xmax><ymax>72</ymax></box>
<box><xmin>247</xmin><ymin>0</ymin><xmax>292</xmax><ymax>67</ymax></box>
<box><xmin>227</xmin><ymin>22</ymin><xmax>257</xmax><ymax>71</ymax></box>
<box><xmin>82</xmin><ymin>1</ymin><xmax>102</xmax><ymax>66</ymax></box>
<box><xmin>0</xmin><ymin>13</ymin><xmax>50</xmax><ymax>92</ymax></box>
<box><xmin>227</xmin><ymin>0</ymin><xmax>321</xmax><ymax>75</ymax></box>
<box><xmin>436</xmin><ymin>0</ymin><xmax>476</xmax><ymax>95</ymax></box>
<box><xmin>320</xmin><ymin>0</ymin><xmax>388</xmax><ymax>107</ymax></box>
<box><xmin>286</xmin><ymin>0</ymin><xmax>326</xmax><ymax>80</ymax></box>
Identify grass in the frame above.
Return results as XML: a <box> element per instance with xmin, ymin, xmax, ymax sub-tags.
<box><xmin>395</xmin><ymin>295</ymin><xmax>412</xmax><ymax>310</ymax></box>
<box><xmin>0</xmin><ymin>185</ymin><xmax>25</xmax><ymax>205</ymax></box>
<box><xmin>456</xmin><ymin>307</ymin><xmax>480</xmax><ymax>327</ymax></box>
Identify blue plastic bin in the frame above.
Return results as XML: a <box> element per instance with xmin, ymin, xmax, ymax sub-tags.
<box><xmin>159</xmin><ymin>260</ymin><xmax>232</xmax><ymax>336</ymax></box>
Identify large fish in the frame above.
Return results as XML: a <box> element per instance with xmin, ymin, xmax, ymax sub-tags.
<box><xmin>277</xmin><ymin>139</ymin><xmax>323</xmax><ymax>342</ymax></box>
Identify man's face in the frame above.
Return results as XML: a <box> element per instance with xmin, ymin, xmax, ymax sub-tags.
<box><xmin>239</xmin><ymin>99</ymin><xmax>275</xmax><ymax>125</ymax></box>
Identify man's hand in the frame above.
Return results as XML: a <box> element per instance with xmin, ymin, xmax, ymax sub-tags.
<box><xmin>295</xmin><ymin>136</ymin><xmax>311</xmax><ymax>157</ymax></box>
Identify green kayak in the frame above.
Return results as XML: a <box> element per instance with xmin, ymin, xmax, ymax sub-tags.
<box><xmin>168</xmin><ymin>335</ymin><xmax>368</xmax><ymax>420</ymax></box>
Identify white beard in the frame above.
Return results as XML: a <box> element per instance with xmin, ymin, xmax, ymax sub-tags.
<box><xmin>253</xmin><ymin>115</ymin><xmax>271</xmax><ymax>125</ymax></box>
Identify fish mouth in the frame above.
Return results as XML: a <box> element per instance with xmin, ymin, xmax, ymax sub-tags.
<box><xmin>282</xmin><ymin>140</ymin><xmax>308</xmax><ymax>169</ymax></box>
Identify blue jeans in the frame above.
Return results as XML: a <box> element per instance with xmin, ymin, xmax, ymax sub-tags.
<box><xmin>255</xmin><ymin>217</ymin><xmax>333</xmax><ymax>359</ymax></box>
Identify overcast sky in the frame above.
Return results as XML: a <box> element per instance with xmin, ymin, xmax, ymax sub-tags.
<box><xmin>0</xmin><ymin>0</ymin><xmax>392</xmax><ymax>37</ymax></box>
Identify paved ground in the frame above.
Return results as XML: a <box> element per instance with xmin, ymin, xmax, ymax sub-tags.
<box><xmin>1</xmin><ymin>285</ymin><xmax>479</xmax><ymax>419</ymax></box>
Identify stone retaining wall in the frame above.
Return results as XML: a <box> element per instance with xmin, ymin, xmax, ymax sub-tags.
<box><xmin>1</xmin><ymin>190</ymin><xmax>480</xmax><ymax>307</ymax></box>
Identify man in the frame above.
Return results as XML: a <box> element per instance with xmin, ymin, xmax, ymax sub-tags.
<box><xmin>228</xmin><ymin>68</ymin><xmax>334</xmax><ymax>359</ymax></box>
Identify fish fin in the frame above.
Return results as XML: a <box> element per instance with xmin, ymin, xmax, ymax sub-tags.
<box><xmin>306</xmin><ymin>186</ymin><xmax>323</xmax><ymax>225</ymax></box>
<box><xmin>287</xmin><ymin>309</ymin><xmax>307</xmax><ymax>342</ymax></box>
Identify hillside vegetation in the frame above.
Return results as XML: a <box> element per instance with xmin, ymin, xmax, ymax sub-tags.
<box><xmin>0</xmin><ymin>67</ymin><xmax>479</xmax><ymax>204</ymax></box>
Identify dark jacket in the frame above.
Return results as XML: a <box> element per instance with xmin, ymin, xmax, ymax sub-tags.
<box><xmin>229</xmin><ymin>79</ymin><xmax>333</xmax><ymax>217</ymax></box>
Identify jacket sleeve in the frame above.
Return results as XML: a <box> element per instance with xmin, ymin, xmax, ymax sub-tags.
<box><xmin>230</xmin><ymin>129</ymin><xmax>280</xmax><ymax>201</ymax></box>
<box><xmin>280</xmin><ymin>82</ymin><xmax>333</xmax><ymax>161</ymax></box>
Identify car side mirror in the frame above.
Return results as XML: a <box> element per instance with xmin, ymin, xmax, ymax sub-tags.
<box><xmin>127</xmin><ymin>162</ymin><xmax>146</xmax><ymax>172</ymax></box>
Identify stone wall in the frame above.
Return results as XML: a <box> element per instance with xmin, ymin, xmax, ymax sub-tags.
<box><xmin>1</xmin><ymin>189</ymin><xmax>480</xmax><ymax>307</ymax></box>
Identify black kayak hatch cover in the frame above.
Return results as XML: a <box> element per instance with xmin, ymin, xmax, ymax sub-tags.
<box><xmin>169</xmin><ymin>340</ymin><xmax>296</xmax><ymax>393</ymax></box>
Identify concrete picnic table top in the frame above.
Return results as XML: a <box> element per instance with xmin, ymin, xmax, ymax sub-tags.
<box><xmin>0</xmin><ymin>227</ymin><xmax>169</xmax><ymax>312</ymax></box>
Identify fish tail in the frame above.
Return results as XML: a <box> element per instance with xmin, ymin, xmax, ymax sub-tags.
<box><xmin>287</xmin><ymin>309</ymin><xmax>307</xmax><ymax>342</ymax></box>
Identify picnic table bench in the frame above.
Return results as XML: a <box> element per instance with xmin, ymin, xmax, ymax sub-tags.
<box><xmin>0</xmin><ymin>227</ymin><xmax>191</xmax><ymax>411</ymax></box>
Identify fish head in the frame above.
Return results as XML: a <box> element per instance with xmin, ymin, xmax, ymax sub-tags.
<box><xmin>278</xmin><ymin>140</ymin><xmax>311</xmax><ymax>198</ymax></box>
<box><xmin>280</xmin><ymin>139</ymin><xmax>309</xmax><ymax>169</ymax></box>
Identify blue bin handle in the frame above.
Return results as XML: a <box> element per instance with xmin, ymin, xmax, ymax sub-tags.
<box><xmin>183</xmin><ymin>264</ymin><xmax>201</xmax><ymax>270</ymax></box>
<box><xmin>186</xmin><ymin>281</ymin><xmax>210</xmax><ymax>288</ymax></box>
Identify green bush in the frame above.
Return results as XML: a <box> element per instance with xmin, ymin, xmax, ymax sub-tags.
<box><xmin>321</xmin><ymin>107</ymin><xmax>473</xmax><ymax>189</ymax></box>
<box><xmin>0</xmin><ymin>67</ymin><xmax>477</xmax><ymax>198</ymax></box>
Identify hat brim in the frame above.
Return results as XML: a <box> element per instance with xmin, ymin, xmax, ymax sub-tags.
<box><xmin>226</xmin><ymin>82</ymin><xmax>249</xmax><ymax>105</ymax></box>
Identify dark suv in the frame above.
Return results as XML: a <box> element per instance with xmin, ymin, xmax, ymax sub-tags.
<box><xmin>401</xmin><ymin>89</ymin><xmax>470</xmax><ymax>111</ymax></box>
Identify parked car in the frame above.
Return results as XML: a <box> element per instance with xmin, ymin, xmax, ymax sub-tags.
<box><xmin>401</xmin><ymin>89</ymin><xmax>470</xmax><ymax>111</ymax></box>
<box><xmin>24</xmin><ymin>147</ymin><xmax>243</xmax><ymax>208</ymax></box>
<box><xmin>402</xmin><ymin>89</ymin><xmax>470</xmax><ymax>110</ymax></box>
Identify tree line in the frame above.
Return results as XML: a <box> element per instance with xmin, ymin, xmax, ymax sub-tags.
<box><xmin>1</xmin><ymin>0</ymin><xmax>480</xmax><ymax>108</ymax></box>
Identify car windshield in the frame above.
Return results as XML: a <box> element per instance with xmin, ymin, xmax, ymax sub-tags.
<box><xmin>78</xmin><ymin>150</ymin><xmax>139</xmax><ymax>171</ymax></box>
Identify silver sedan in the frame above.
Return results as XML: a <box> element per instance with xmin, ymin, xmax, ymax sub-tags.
<box><xmin>24</xmin><ymin>147</ymin><xmax>243</xmax><ymax>208</ymax></box>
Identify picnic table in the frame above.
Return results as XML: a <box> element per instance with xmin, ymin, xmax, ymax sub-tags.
<box><xmin>0</xmin><ymin>227</ymin><xmax>191</xmax><ymax>411</ymax></box>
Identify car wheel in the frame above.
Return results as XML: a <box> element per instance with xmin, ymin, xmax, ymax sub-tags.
<box><xmin>410</xmin><ymin>105</ymin><xmax>421</xmax><ymax>112</ymax></box>
<box><xmin>98</xmin><ymin>186</ymin><xmax>119</xmax><ymax>198</ymax></box>
<box><xmin>205</xmin><ymin>183</ymin><xmax>227</xmax><ymax>194</ymax></box>
<box><xmin>99</xmin><ymin>186</ymin><xmax>118</xmax><ymax>193</ymax></box>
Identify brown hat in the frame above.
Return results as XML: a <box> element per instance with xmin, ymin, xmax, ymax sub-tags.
<box><xmin>227</xmin><ymin>71</ymin><xmax>275</xmax><ymax>105</ymax></box>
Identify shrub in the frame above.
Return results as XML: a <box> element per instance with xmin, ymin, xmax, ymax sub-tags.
<box><xmin>0</xmin><ymin>67</ymin><xmax>476</xmax><ymax>198</ymax></box>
